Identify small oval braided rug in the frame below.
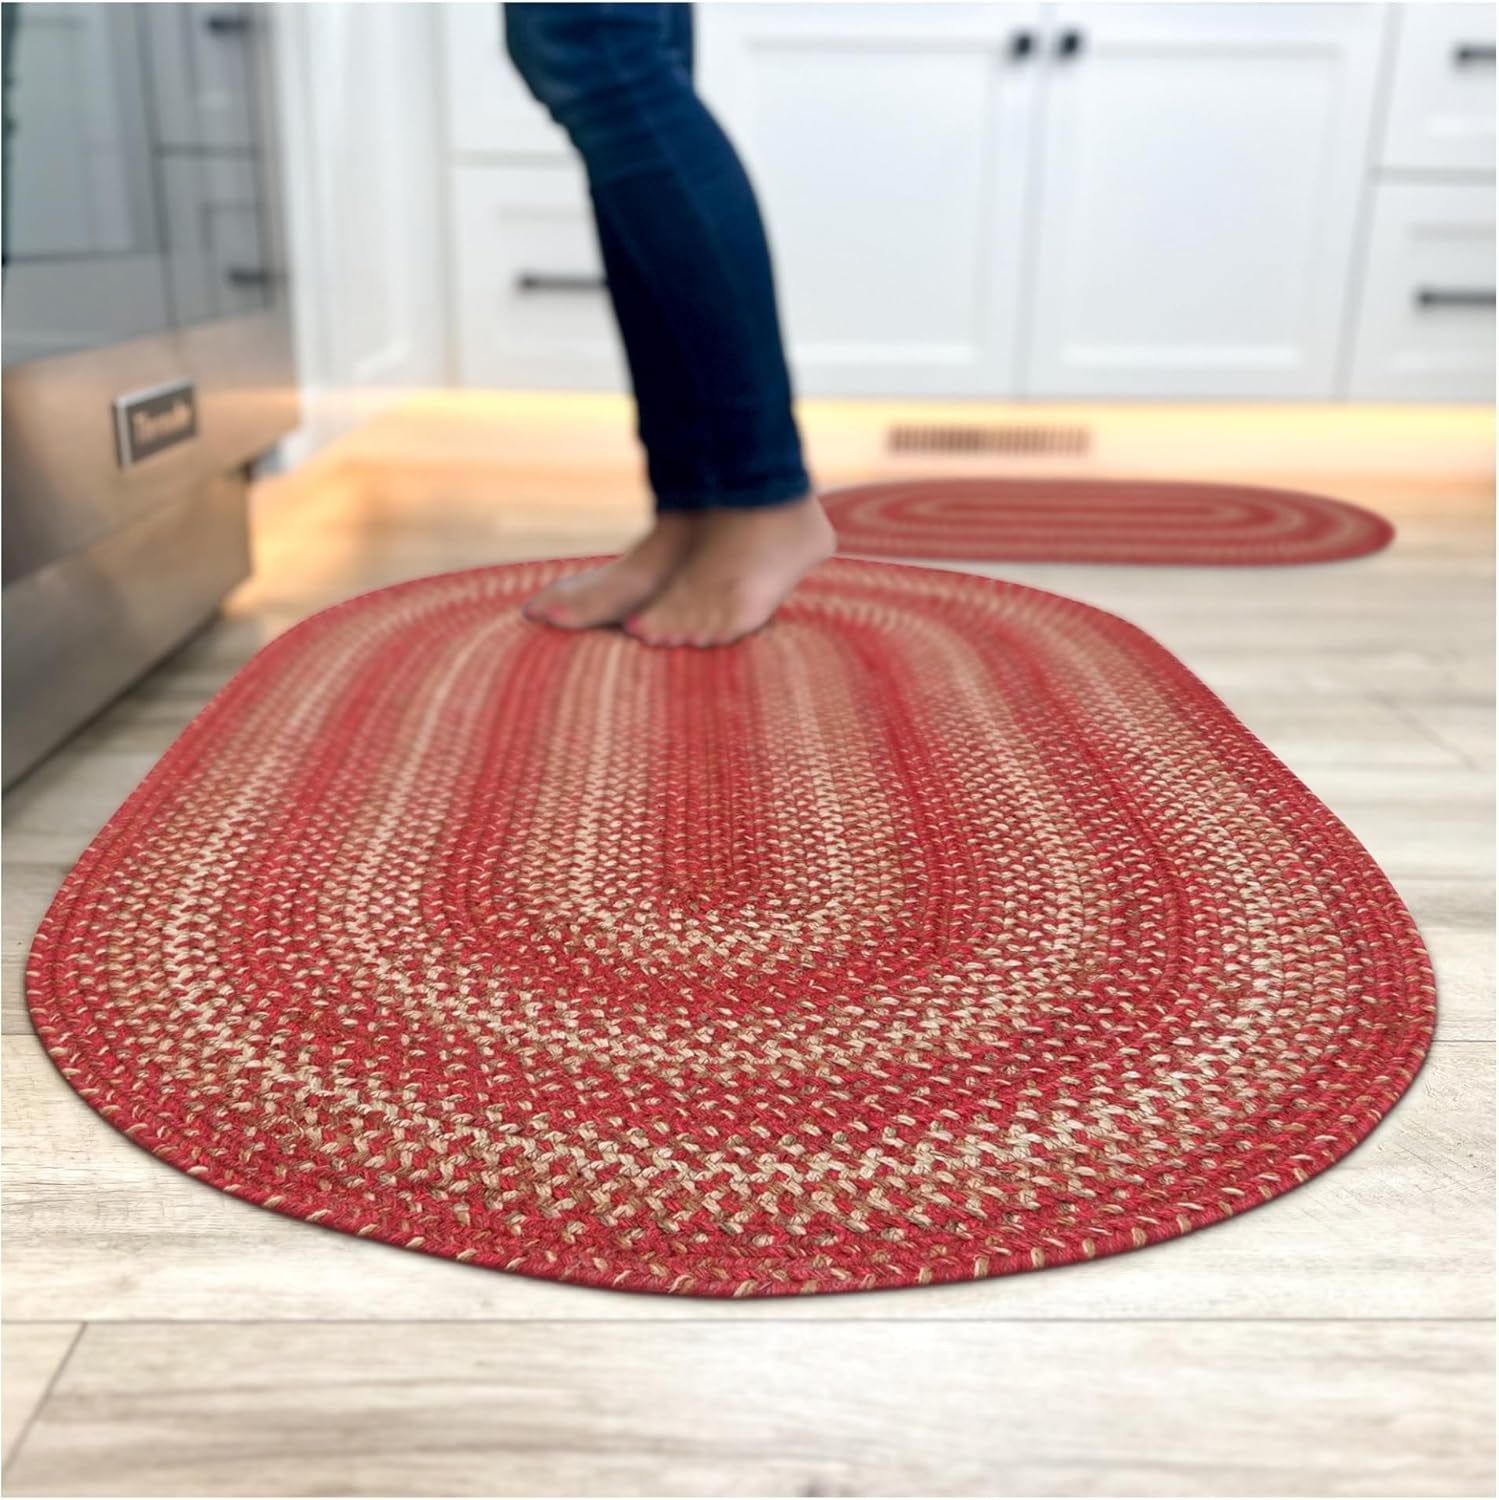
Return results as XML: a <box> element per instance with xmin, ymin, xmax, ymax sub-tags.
<box><xmin>824</xmin><ymin>478</ymin><xmax>1394</xmax><ymax>565</ymax></box>
<box><xmin>28</xmin><ymin>558</ymin><xmax>1434</xmax><ymax>1298</ymax></box>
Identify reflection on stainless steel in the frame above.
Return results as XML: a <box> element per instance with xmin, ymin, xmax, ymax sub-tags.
<box><xmin>2</xmin><ymin>2</ymin><xmax>276</xmax><ymax>363</ymax></box>
<box><xmin>2</xmin><ymin>3</ymin><xmax>297</xmax><ymax>786</ymax></box>
<box><xmin>2</xmin><ymin>474</ymin><xmax>251</xmax><ymax>784</ymax></box>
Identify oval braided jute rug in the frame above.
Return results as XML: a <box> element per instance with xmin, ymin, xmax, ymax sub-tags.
<box><xmin>27</xmin><ymin>558</ymin><xmax>1434</xmax><ymax>1298</ymax></box>
<box><xmin>823</xmin><ymin>478</ymin><xmax>1395</xmax><ymax>565</ymax></box>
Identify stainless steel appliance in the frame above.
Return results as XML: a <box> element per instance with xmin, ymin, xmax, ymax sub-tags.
<box><xmin>2</xmin><ymin>2</ymin><xmax>297</xmax><ymax>785</ymax></box>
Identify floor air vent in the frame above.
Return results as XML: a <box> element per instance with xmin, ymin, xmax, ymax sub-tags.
<box><xmin>887</xmin><ymin>423</ymin><xmax>1091</xmax><ymax>457</ymax></box>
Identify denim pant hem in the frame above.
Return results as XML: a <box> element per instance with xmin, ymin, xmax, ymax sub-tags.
<box><xmin>654</xmin><ymin>469</ymin><xmax>812</xmax><ymax>512</ymax></box>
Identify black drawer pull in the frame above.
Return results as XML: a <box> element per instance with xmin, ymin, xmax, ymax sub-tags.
<box><xmin>1055</xmin><ymin>28</ymin><xmax>1084</xmax><ymax>60</ymax></box>
<box><xmin>225</xmin><ymin>267</ymin><xmax>274</xmax><ymax>287</ymax></box>
<box><xmin>1415</xmin><ymin>287</ymin><xmax>1496</xmax><ymax>309</ymax></box>
<box><xmin>516</xmin><ymin>272</ymin><xmax>606</xmax><ymax>294</ymax></box>
<box><xmin>1008</xmin><ymin>30</ymin><xmax>1036</xmax><ymax>61</ymax></box>
<box><xmin>205</xmin><ymin>12</ymin><xmax>250</xmax><ymax>36</ymax></box>
<box><xmin>1453</xmin><ymin>42</ymin><xmax>1495</xmax><ymax>66</ymax></box>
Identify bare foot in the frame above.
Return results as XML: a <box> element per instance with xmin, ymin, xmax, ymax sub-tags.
<box><xmin>624</xmin><ymin>493</ymin><xmax>834</xmax><ymax>648</ymax></box>
<box><xmin>523</xmin><ymin>512</ymin><xmax>698</xmax><ymax>630</ymax></box>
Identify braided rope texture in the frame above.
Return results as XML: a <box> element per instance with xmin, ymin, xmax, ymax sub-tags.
<box><xmin>824</xmin><ymin>479</ymin><xmax>1395</xmax><ymax>565</ymax></box>
<box><xmin>27</xmin><ymin>558</ymin><xmax>1434</xmax><ymax>1298</ymax></box>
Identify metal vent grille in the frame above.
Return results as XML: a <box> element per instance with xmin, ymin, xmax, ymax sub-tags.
<box><xmin>887</xmin><ymin>423</ymin><xmax>1091</xmax><ymax>457</ymax></box>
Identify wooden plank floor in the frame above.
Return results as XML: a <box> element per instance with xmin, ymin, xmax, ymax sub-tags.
<box><xmin>3</xmin><ymin>396</ymin><xmax>1493</xmax><ymax>1496</ymax></box>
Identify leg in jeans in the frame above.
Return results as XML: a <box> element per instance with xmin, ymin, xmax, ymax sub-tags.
<box><xmin>505</xmin><ymin>2</ymin><xmax>832</xmax><ymax>646</ymax></box>
<box><xmin>589</xmin><ymin>5</ymin><xmax>711</xmax><ymax>513</ymax></box>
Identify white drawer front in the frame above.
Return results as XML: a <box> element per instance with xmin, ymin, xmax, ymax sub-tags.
<box><xmin>1348</xmin><ymin>182</ymin><xmax>1494</xmax><ymax>402</ymax></box>
<box><xmin>442</xmin><ymin>2</ymin><xmax>569</xmax><ymax>158</ymax></box>
<box><xmin>449</xmin><ymin>164</ymin><xmax>625</xmax><ymax>391</ymax></box>
<box><xmin>1381</xmin><ymin>3</ymin><xmax>1495</xmax><ymax>172</ymax></box>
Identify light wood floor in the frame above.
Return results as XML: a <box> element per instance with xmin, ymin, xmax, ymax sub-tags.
<box><xmin>3</xmin><ymin>395</ymin><xmax>1493</xmax><ymax>1497</ymax></box>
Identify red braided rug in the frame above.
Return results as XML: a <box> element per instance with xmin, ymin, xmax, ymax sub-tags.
<box><xmin>824</xmin><ymin>478</ymin><xmax>1394</xmax><ymax>565</ymax></box>
<box><xmin>28</xmin><ymin>558</ymin><xmax>1433</xmax><ymax>1298</ymax></box>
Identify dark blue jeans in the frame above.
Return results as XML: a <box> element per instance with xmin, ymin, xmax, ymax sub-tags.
<box><xmin>504</xmin><ymin>3</ymin><xmax>810</xmax><ymax>512</ymax></box>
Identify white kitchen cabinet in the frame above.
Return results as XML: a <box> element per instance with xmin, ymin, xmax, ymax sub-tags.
<box><xmin>271</xmin><ymin>1</ymin><xmax>446</xmax><ymax>462</ymax></box>
<box><xmin>435</xmin><ymin>1</ymin><xmax>1483</xmax><ymax>404</ymax></box>
<box><xmin>442</xmin><ymin>1</ymin><xmax>568</xmax><ymax>159</ymax></box>
<box><xmin>441</xmin><ymin>5</ymin><xmax>617</xmax><ymax>389</ymax></box>
<box><xmin>1347</xmin><ymin>183</ymin><xmax>1495</xmax><ymax>402</ymax></box>
<box><xmin>698</xmin><ymin>3</ymin><xmax>1042</xmax><ymax>397</ymax></box>
<box><xmin>1023</xmin><ymin>3</ymin><xmax>1385</xmax><ymax>399</ymax></box>
<box><xmin>450</xmin><ymin>163</ymin><xmax>624</xmax><ymax>390</ymax></box>
<box><xmin>1380</xmin><ymin>3</ymin><xmax>1495</xmax><ymax>173</ymax></box>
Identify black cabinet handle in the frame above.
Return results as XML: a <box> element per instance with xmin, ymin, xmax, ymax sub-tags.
<box><xmin>515</xmin><ymin>272</ymin><xmax>606</xmax><ymax>294</ymax></box>
<box><xmin>205</xmin><ymin>12</ymin><xmax>250</xmax><ymax>36</ymax></box>
<box><xmin>1008</xmin><ymin>30</ymin><xmax>1036</xmax><ymax>61</ymax></box>
<box><xmin>1055</xmin><ymin>29</ymin><xmax>1085</xmax><ymax>60</ymax></box>
<box><xmin>1414</xmin><ymin>287</ymin><xmax>1496</xmax><ymax>309</ymax></box>
<box><xmin>1453</xmin><ymin>42</ymin><xmax>1495</xmax><ymax>66</ymax></box>
<box><xmin>225</xmin><ymin>267</ymin><xmax>274</xmax><ymax>287</ymax></box>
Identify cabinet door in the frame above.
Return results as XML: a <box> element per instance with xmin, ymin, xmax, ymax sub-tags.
<box><xmin>441</xmin><ymin>2</ymin><xmax>568</xmax><ymax>158</ymax></box>
<box><xmin>1347</xmin><ymin>183</ymin><xmax>1495</xmax><ymax>403</ymax></box>
<box><xmin>450</xmin><ymin>163</ymin><xmax>625</xmax><ymax>391</ymax></box>
<box><xmin>699</xmin><ymin>3</ymin><xmax>1042</xmax><ymax>397</ymax></box>
<box><xmin>1380</xmin><ymin>3</ymin><xmax>1495</xmax><ymax>174</ymax></box>
<box><xmin>1025</xmin><ymin>3</ymin><xmax>1384</xmax><ymax>398</ymax></box>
